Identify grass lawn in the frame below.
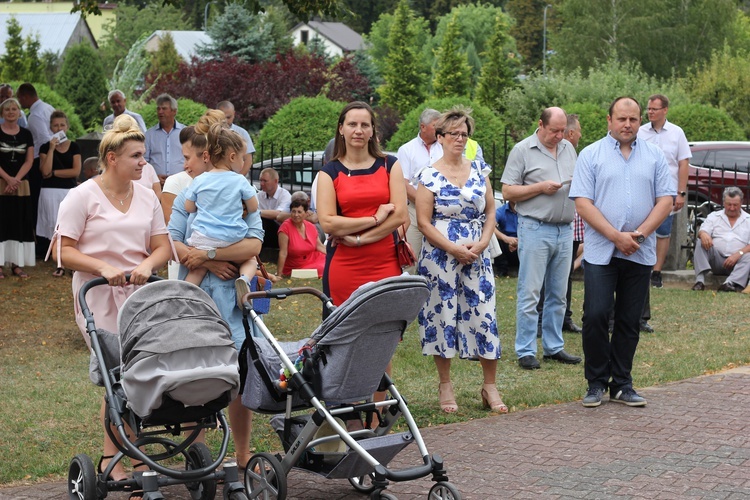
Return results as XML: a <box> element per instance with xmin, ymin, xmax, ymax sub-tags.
<box><xmin>1</xmin><ymin>260</ymin><xmax>748</xmax><ymax>485</ymax></box>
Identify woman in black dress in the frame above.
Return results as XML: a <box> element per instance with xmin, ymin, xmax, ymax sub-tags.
<box><xmin>0</xmin><ymin>98</ymin><xmax>35</xmax><ymax>278</ymax></box>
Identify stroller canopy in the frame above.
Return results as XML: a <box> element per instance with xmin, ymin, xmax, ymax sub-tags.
<box><xmin>118</xmin><ymin>280</ymin><xmax>240</xmax><ymax>419</ymax></box>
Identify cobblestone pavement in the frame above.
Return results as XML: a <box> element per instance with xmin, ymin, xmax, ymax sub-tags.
<box><xmin>3</xmin><ymin>366</ymin><xmax>750</xmax><ymax>499</ymax></box>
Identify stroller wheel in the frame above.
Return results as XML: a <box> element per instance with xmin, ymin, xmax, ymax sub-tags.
<box><xmin>370</xmin><ymin>490</ymin><xmax>397</xmax><ymax>500</ymax></box>
<box><xmin>185</xmin><ymin>442</ymin><xmax>217</xmax><ymax>500</ymax></box>
<box><xmin>428</xmin><ymin>481</ymin><xmax>462</xmax><ymax>500</ymax></box>
<box><xmin>349</xmin><ymin>472</ymin><xmax>377</xmax><ymax>493</ymax></box>
<box><xmin>244</xmin><ymin>452</ymin><xmax>287</xmax><ymax>500</ymax></box>
<box><xmin>68</xmin><ymin>454</ymin><xmax>97</xmax><ymax>500</ymax></box>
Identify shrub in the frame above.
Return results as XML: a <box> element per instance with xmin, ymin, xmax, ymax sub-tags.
<box><xmin>668</xmin><ymin>104</ymin><xmax>745</xmax><ymax>141</ymax></box>
<box><xmin>256</xmin><ymin>96</ymin><xmax>344</xmax><ymax>161</ymax></box>
<box><xmin>386</xmin><ymin>97</ymin><xmax>510</xmax><ymax>170</ymax></box>
<box><xmin>558</xmin><ymin>102</ymin><xmax>609</xmax><ymax>150</ymax></box>
<box><xmin>135</xmin><ymin>98</ymin><xmax>207</xmax><ymax>129</ymax></box>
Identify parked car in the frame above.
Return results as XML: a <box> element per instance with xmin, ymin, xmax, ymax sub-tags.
<box><xmin>246</xmin><ymin>151</ymin><xmax>324</xmax><ymax>195</ymax></box>
<box><xmin>687</xmin><ymin>141</ymin><xmax>750</xmax><ymax>215</ymax></box>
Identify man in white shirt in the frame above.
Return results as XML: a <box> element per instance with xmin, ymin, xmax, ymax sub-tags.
<box><xmin>691</xmin><ymin>187</ymin><xmax>750</xmax><ymax>292</ymax></box>
<box><xmin>396</xmin><ymin>108</ymin><xmax>442</xmax><ymax>270</ymax></box>
<box><xmin>258</xmin><ymin>167</ymin><xmax>291</xmax><ymax>248</ymax></box>
<box><xmin>16</xmin><ymin>82</ymin><xmax>54</xmax><ymax>244</ymax></box>
<box><xmin>217</xmin><ymin>100</ymin><xmax>256</xmax><ymax>174</ymax></box>
<box><xmin>103</xmin><ymin>90</ymin><xmax>147</xmax><ymax>133</ymax></box>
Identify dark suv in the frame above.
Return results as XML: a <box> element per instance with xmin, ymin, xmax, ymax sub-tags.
<box><xmin>688</xmin><ymin>141</ymin><xmax>750</xmax><ymax>214</ymax></box>
<box><xmin>246</xmin><ymin>151</ymin><xmax>324</xmax><ymax>195</ymax></box>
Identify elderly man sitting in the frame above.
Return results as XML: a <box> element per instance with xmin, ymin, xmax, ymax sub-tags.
<box><xmin>692</xmin><ymin>187</ymin><xmax>750</xmax><ymax>292</ymax></box>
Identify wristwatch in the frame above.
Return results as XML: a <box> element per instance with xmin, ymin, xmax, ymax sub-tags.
<box><xmin>678</xmin><ymin>191</ymin><xmax>687</xmax><ymax>197</ymax></box>
<box><xmin>207</xmin><ymin>249</ymin><xmax>216</xmax><ymax>260</ymax></box>
<box><xmin>740</xmin><ymin>251</ymin><xmax>745</xmax><ymax>256</ymax></box>
<box><xmin>634</xmin><ymin>231</ymin><xmax>646</xmax><ymax>244</ymax></box>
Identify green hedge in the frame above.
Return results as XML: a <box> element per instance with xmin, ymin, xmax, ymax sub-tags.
<box><xmin>134</xmin><ymin>98</ymin><xmax>208</xmax><ymax>130</ymax></box>
<box><xmin>7</xmin><ymin>81</ymin><xmax>85</xmax><ymax>139</ymax></box>
<box><xmin>667</xmin><ymin>104</ymin><xmax>745</xmax><ymax>142</ymax></box>
<box><xmin>257</xmin><ymin>96</ymin><xmax>345</xmax><ymax>161</ymax></box>
<box><xmin>559</xmin><ymin>102</ymin><xmax>609</xmax><ymax>150</ymax></box>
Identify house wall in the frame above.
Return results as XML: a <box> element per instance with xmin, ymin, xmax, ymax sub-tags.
<box><xmin>0</xmin><ymin>2</ymin><xmax>115</xmax><ymax>43</ymax></box>
<box><xmin>289</xmin><ymin>24</ymin><xmax>343</xmax><ymax>58</ymax></box>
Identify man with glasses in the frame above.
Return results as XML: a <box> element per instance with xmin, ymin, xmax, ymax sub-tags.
<box><xmin>636</xmin><ymin>93</ymin><xmax>691</xmax><ymax>332</ymax></box>
<box><xmin>501</xmin><ymin>107</ymin><xmax>582</xmax><ymax>370</ymax></box>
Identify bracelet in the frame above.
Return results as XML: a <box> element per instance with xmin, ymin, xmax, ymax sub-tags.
<box><xmin>372</xmin><ymin>214</ymin><xmax>380</xmax><ymax>226</ymax></box>
<box><xmin>356</xmin><ymin>235</ymin><xmax>361</xmax><ymax>246</ymax></box>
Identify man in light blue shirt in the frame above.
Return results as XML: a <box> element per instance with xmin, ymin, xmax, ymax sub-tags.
<box><xmin>217</xmin><ymin>100</ymin><xmax>256</xmax><ymax>174</ymax></box>
<box><xmin>103</xmin><ymin>90</ymin><xmax>147</xmax><ymax>133</ymax></box>
<box><xmin>145</xmin><ymin>94</ymin><xmax>184</xmax><ymax>185</ymax></box>
<box><xmin>570</xmin><ymin>97</ymin><xmax>674</xmax><ymax>408</ymax></box>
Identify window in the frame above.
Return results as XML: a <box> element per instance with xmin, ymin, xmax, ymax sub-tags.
<box><xmin>714</xmin><ymin>150</ymin><xmax>750</xmax><ymax>173</ymax></box>
<box><xmin>300</xmin><ymin>30</ymin><xmax>309</xmax><ymax>45</ymax></box>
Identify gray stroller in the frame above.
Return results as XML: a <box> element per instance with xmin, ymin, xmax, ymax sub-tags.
<box><xmin>239</xmin><ymin>275</ymin><xmax>462</xmax><ymax>500</ymax></box>
<box><xmin>68</xmin><ymin>277</ymin><xmax>247</xmax><ymax>500</ymax></box>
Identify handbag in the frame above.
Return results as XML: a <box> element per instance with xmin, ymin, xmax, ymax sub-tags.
<box><xmin>249</xmin><ymin>260</ymin><xmax>273</xmax><ymax>314</ymax></box>
<box><xmin>0</xmin><ymin>178</ymin><xmax>30</xmax><ymax>196</ymax></box>
<box><xmin>394</xmin><ymin>224</ymin><xmax>417</xmax><ymax>269</ymax></box>
<box><xmin>488</xmin><ymin>233</ymin><xmax>502</xmax><ymax>258</ymax></box>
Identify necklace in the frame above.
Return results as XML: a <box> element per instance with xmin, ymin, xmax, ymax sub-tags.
<box><xmin>100</xmin><ymin>178</ymin><xmax>132</xmax><ymax>206</ymax></box>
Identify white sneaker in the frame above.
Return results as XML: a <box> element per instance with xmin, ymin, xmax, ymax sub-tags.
<box><xmin>235</xmin><ymin>276</ymin><xmax>251</xmax><ymax>309</ymax></box>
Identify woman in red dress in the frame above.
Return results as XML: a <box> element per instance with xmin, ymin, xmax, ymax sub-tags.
<box><xmin>277</xmin><ymin>197</ymin><xmax>326</xmax><ymax>277</ymax></box>
<box><xmin>317</xmin><ymin>101</ymin><xmax>407</xmax><ymax>305</ymax></box>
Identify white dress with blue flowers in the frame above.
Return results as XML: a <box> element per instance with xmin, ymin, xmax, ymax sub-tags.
<box><xmin>417</xmin><ymin>161</ymin><xmax>500</xmax><ymax>360</ymax></box>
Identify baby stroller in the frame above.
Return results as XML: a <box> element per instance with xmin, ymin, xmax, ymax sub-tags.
<box><xmin>239</xmin><ymin>275</ymin><xmax>462</xmax><ymax>500</ymax></box>
<box><xmin>67</xmin><ymin>277</ymin><xmax>248</xmax><ymax>500</ymax></box>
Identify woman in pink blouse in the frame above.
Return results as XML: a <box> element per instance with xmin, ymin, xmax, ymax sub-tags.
<box><xmin>52</xmin><ymin>114</ymin><xmax>172</xmax><ymax>489</ymax></box>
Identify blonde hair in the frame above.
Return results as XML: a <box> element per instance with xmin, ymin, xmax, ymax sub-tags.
<box><xmin>206</xmin><ymin>122</ymin><xmax>245</xmax><ymax>166</ymax></box>
<box><xmin>435</xmin><ymin>105</ymin><xmax>475</xmax><ymax>137</ymax></box>
<box><xmin>0</xmin><ymin>98</ymin><xmax>21</xmax><ymax>114</ymax></box>
<box><xmin>98</xmin><ymin>114</ymin><xmax>144</xmax><ymax>173</ymax></box>
<box><xmin>195</xmin><ymin>109</ymin><xmax>227</xmax><ymax>135</ymax></box>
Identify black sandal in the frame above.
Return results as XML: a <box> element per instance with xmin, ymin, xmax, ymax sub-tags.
<box><xmin>11</xmin><ymin>265</ymin><xmax>28</xmax><ymax>278</ymax></box>
<box><xmin>52</xmin><ymin>267</ymin><xmax>65</xmax><ymax>277</ymax></box>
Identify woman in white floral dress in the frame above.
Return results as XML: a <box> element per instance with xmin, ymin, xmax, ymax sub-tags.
<box><xmin>415</xmin><ymin>106</ymin><xmax>505</xmax><ymax>415</ymax></box>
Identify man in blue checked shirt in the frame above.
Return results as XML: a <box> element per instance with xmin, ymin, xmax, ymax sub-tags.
<box><xmin>570</xmin><ymin>97</ymin><xmax>674</xmax><ymax>409</ymax></box>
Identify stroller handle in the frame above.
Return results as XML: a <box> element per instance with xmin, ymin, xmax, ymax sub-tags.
<box><xmin>79</xmin><ymin>275</ymin><xmax>163</xmax><ymax>332</ymax></box>
<box><xmin>241</xmin><ymin>286</ymin><xmax>330</xmax><ymax>304</ymax></box>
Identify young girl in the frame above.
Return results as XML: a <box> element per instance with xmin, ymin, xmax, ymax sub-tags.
<box><xmin>183</xmin><ymin>123</ymin><xmax>259</xmax><ymax>307</ymax></box>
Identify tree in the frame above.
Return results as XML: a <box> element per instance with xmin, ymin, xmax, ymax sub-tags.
<box><xmin>23</xmin><ymin>35</ymin><xmax>44</xmax><ymax>83</ymax></box>
<box><xmin>686</xmin><ymin>44</ymin><xmax>750</xmax><ymax>138</ymax></box>
<box><xmin>551</xmin><ymin>0</ymin><xmax>736</xmax><ymax>79</ymax></box>
<box><xmin>73</xmin><ymin>0</ymin><xmax>341</xmax><ymax>22</ymax></box>
<box><xmin>506</xmin><ymin>0</ymin><xmax>552</xmax><ymax>72</ymax></box>
<box><xmin>378</xmin><ymin>0</ymin><xmax>428</xmax><ymax>117</ymax></box>
<box><xmin>340</xmin><ymin>0</ymin><xmax>399</xmax><ymax>34</ymax></box>
<box><xmin>149</xmin><ymin>31</ymin><xmax>182</xmax><ymax>78</ymax></box>
<box><xmin>432</xmin><ymin>14</ymin><xmax>472</xmax><ymax>99</ymax></box>
<box><xmin>324</xmin><ymin>55</ymin><xmax>373</xmax><ymax>103</ymax></box>
<box><xmin>197</xmin><ymin>3</ymin><xmax>276</xmax><ymax>63</ymax></box>
<box><xmin>110</xmin><ymin>34</ymin><xmax>156</xmax><ymax>108</ymax></box>
<box><xmin>365</xmin><ymin>11</ymin><xmax>431</xmax><ymax>76</ymax></box>
<box><xmin>56</xmin><ymin>44</ymin><xmax>109</xmax><ymax>130</ymax></box>
<box><xmin>98</xmin><ymin>4</ymin><xmax>189</xmax><ymax>75</ymax></box>
<box><xmin>476</xmin><ymin>14</ymin><xmax>518</xmax><ymax>113</ymax></box>
<box><xmin>1</xmin><ymin>17</ymin><xmax>27</xmax><ymax>82</ymax></box>
<box><xmin>40</xmin><ymin>51</ymin><xmax>61</xmax><ymax>88</ymax></box>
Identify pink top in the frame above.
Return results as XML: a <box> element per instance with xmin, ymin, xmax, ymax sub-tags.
<box><xmin>54</xmin><ymin>179</ymin><xmax>169</xmax><ymax>344</ymax></box>
<box><xmin>134</xmin><ymin>162</ymin><xmax>159</xmax><ymax>190</ymax></box>
<box><xmin>278</xmin><ymin>218</ymin><xmax>326</xmax><ymax>277</ymax></box>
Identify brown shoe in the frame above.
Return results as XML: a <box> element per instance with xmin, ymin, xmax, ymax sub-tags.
<box><xmin>691</xmin><ymin>282</ymin><xmax>705</xmax><ymax>291</ymax></box>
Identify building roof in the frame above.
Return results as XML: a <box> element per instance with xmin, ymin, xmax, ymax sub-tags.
<box><xmin>146</xmin><ymin>30</ymin><xmax>211</xmax><ymax>60</ymax></box>
<box><xmin>0</xmin><ymin>13</ymin><xmax>95</xmax><ymax>54</ymax></box>
<box><xmin>292</xmin><ymin>21</ymin><xmax>364</xmax><ymax>52</ymax></box>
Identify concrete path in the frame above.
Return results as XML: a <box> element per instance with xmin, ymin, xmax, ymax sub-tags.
<box><xmin>3</xmin><ymin>366</ymin><xmax>750</xmax><ymax>499</ymax></box>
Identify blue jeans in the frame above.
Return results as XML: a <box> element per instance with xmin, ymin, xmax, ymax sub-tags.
<box><xmin>515</xmin><ymin>215</ymin><xmax>573</xmax><ymax>358</ymax></box>
<box><xmin>582</xmin><ymin>258</ymin><xmax>651</xmax><ymax>392</ymax></box>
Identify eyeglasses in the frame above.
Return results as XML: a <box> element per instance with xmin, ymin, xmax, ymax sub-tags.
<box><xmin>646</xmin><ymin>107</ymin><xmax>664</xmax><ymax>112</ymax></box>
<box><xmin>444</xmin><ymin>131</ymin><xmax>469</xmax><ymax>140</ymax></box>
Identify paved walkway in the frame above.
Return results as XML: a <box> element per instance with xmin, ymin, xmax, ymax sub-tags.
<box><xmin>4</xmin><ymin>366</ymin><xmax>750</xmax><ymax>499</ymax></box>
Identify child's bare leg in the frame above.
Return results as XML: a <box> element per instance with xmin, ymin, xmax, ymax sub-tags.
<box><xmin>185</xmin><ymin>267</ymin><xmax>208</xmax><ymax>285</ymax></box>
<box><xmin>239</xmin><ymin>257</ymin><xmax>258</xmax><ymax>279</ymax></box>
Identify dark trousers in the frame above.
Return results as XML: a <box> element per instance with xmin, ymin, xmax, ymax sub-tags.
<box><xmin>261</xmin><ymin>217</ymin><xmax>280</xmax><ymax>249</ymax></box>
<box><xmin>494</xmin><ymin>239</ymin><xmax>519</xmax><ymax>276</ymax></box>
<box><xmin>582</xmin><ymin>258</ymin><xmax>651</xmax><ymax>392</ymax></box>
<box><xmin>538</xmin><ymin>241</ymin><xmax>580</xmax><ymax>323</ymax></box>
